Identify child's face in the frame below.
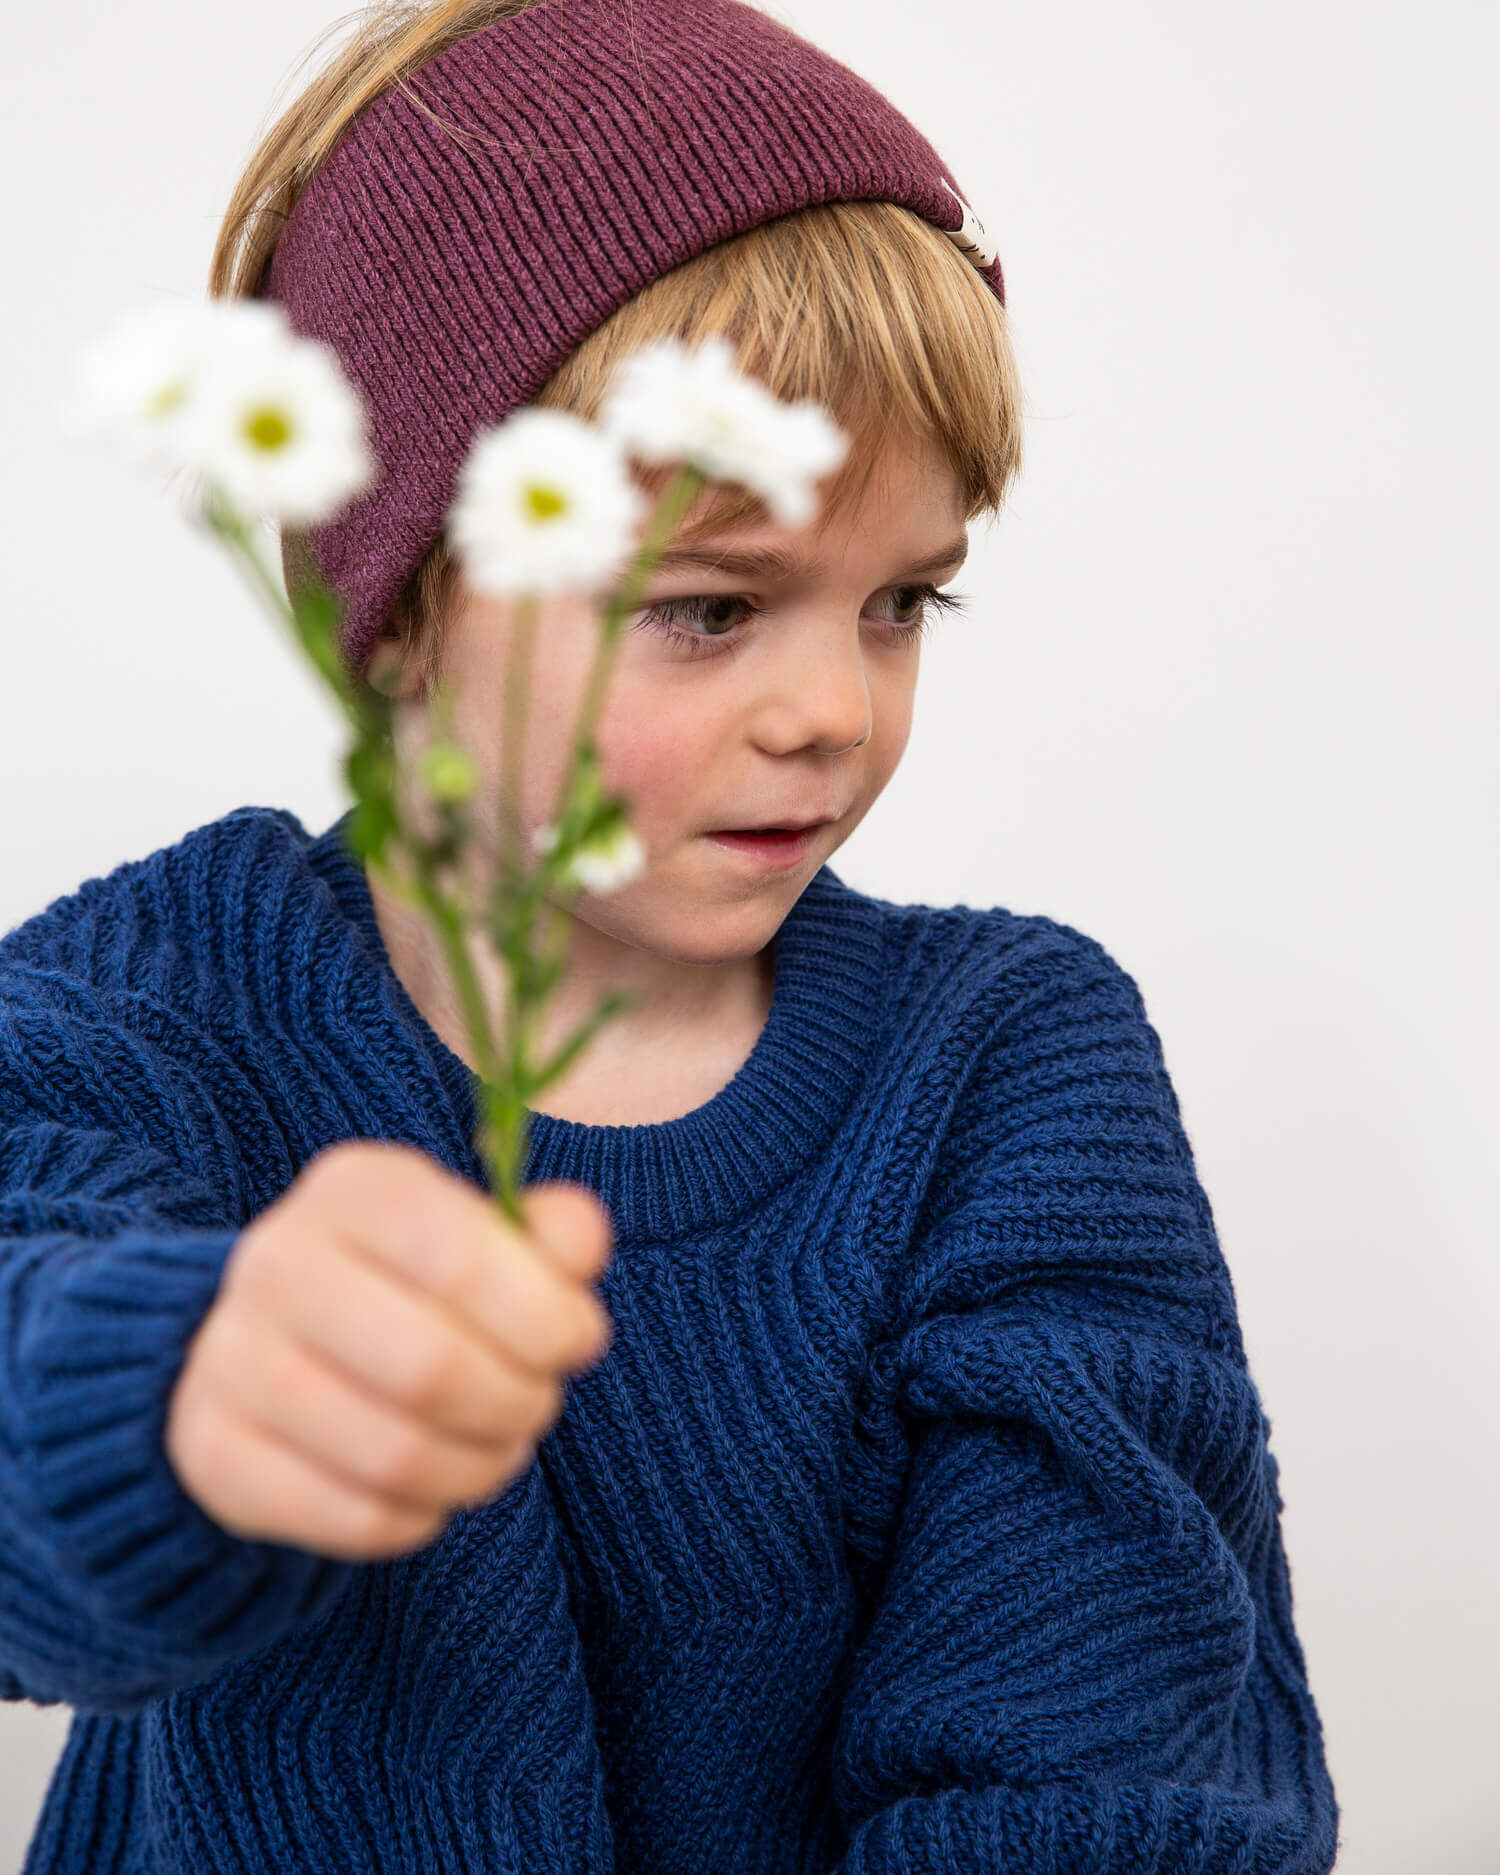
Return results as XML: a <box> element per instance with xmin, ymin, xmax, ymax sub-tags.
<box><xmin>388</xmin><ymin>426</ymin><xmax>968</xmax><ymax>966</ymax></box>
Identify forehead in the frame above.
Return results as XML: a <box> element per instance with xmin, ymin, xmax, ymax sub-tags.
<box><xmin>643</xmin><ymin>424</ymin><xmax>963</xmax><ymax>557</ymax></box>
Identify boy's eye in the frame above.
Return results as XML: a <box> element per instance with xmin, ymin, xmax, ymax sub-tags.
<box><xmin>652</xmin><ymin>594</ymin><xmax>747</xmax><ymax>638</ymax></box>
<box><xmin>630</xmin><ymin>583</ymin><xmax>968</xmax><ymax>659</ymax></box>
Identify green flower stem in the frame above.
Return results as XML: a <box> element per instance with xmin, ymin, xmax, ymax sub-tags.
<box><xmin>527</xmin><ymin>985</ymin><xmax>635</xmax><ymax>1093</ymax></box>
<box><xmin>197</xmin><ymin>461</ymin><xmax>709</xmax><ymax>1237</ymax></box>
<box><xmin>553</xmin><ymin>463</ymin><xmax>705</xmax><ymax>825</ymax></box>
<box><xmin>201</xmin><ymin>496</ymin><xmax>292</xmax><ymax>628</ymax></box>
<box><xmin>199</xmin><ymin>488</ymin><xmax>518</xmax><ymax>1219</ymax></box>
<box><xmin>364</xmin><ymin>839</ymin><xmax>528</xmax><ymax>1224</ymax></box>
<box><xmin>407</xmin><ymin>852</ymin><xmax>531</xmax><ymax>1223</ymax></box>
<box><xmin>501</xmin><ymin>891</ymin><xmax>535</xmax><ymax>1217</ymax></box>
<box><xmin>476</xmin><ymin>464</ymin><xmax>705</xmax><ymax>1190</ymax></box>
<box><xmin>501</xmin><ymin>593</ymin><xmax>536</xmax><ymax>897</ymax></box>
<box><xmin>202</xmin><ymin>496</ymin><xmax>361</xmax><ymax>731</ymax></box>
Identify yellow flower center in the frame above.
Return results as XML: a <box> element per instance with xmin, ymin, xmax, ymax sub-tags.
<box><xmin>145</xmin><ymin>379</ymin><xmax>188</xmax><ymax>420</ymax></box>
<box><xmin>523</xmin><ymin>481</ymin><xmax>568</xmax><ymax>523</ymax></box>
<box><xmin>243</xmin><ymin>405</ymin><xmax>293</xmax><ymax>453</ymax></box>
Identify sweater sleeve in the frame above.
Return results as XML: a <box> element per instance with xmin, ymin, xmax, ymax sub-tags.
<box><xmin>0</xmin><ymin>972</ymin><xmax>361</xmax><ymax>1717</ymax></box>
<box><xmin>831</xmin><ymin>934</ymin><xmax>1340</xmax><ymax>1874</ymax></box>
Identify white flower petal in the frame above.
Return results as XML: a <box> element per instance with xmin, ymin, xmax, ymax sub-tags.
<box><xmin>447</xmin><ymin>407</ymin><xmax>645</xmax><ymax>597</ymax></box>
<box><xmin>175</xmin><ymin>327</ymin><xmax>376</xmax><ymax>524</ymax></box>
<box><xmin>59</xmin><ymin>299</ymin><xmax>260</xmax><ymax>471</ymax></box>
<box><xmin>62</xmin><ymin>297</ymin><xmax>375</xmax><ymax>524</ymax></box>
<box><xmin>598</xmin><ymin>336</ymin><xmax>848</xmax><ymax>528</ymax></box>
<box><xmin>569</xmin><ymin>823</ymin><xmax>646</xmax><ymax>894</ymax></box>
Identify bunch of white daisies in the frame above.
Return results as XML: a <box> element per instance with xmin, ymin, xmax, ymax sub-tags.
<box><xmin>61</xmin><ymin>299</ymin><xmax>847</xmax><ymax>896</ymax></box>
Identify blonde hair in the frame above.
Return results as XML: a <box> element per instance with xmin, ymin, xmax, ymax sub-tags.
<box><xmin>210</xmin><ymin>0</ymin><xmax>1024</xmax><ymax>689</ymax></box>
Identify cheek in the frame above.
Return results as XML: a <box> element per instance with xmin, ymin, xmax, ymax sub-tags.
<box><xmin>598</xmin><ymin>708</ymin><xmax>710</xmax><ymax>814</ymax></box>
<box><xmin>456</xmin><ymin>632</ymin><xmax>601</xmax><ymax>808</ymax></box>
<box><xmin>858</xmin><ymin>659</ymin><xmax>917</xmax><ymax>778</ymax></box>
<box><xmin>593</xmin><ymin>668</ymin><xmax>726</xmax><ymax>814</ymax></box>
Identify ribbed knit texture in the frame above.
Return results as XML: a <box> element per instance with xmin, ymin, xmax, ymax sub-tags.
<box><xmin>0</xmin><ymin>805</ymin><xmax>1339</xmax><ymax>1873</ymax></box>
<box><xmin>261</xmin><ymin>0</ymin><xmax>1007</xmax><ymax>678</ymax></box>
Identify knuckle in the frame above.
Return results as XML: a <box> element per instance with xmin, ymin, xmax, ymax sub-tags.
<box><xmin>229</xmin><ymin>1218</ymin><xmax>296</xmax><ymax>1297</ymax></box>
<box><xmin>526</xmin><ymin>1375</ymin><xmax>566</xmax><ymax>1439</ymax></box>
<box><xmin>389</xmin><ymin>1335</ymin><xmax>455</xmax><ymax>1416</ymax></box>
<box><xmin>190</xmin><ymin>1302</ymin><xmax>257</xmax><ymax>1406</ymax></box>
<box><xmin>513</xmin><ymin>1271</ymin><xmax>610</xmax><ymax>1374</ymax></box>
<box><xmin>417</xmin><ymin>1226</ymin><xmax>479</xmax><ymax>1306</ymax></box>
<box><xmin>346</xmin><ymin>1491</ymin><xmax>412</xmax><ymax>1554</ymax></box>
<box><xmin>307</xmin><ymin>1138</ymin><xmax>408</xmax><ymax>1212</ymax></box>
<box><xmin>483</xmin><ymin>1442</ymin><xmax>534</xmax><ymax>1499</ymax></box>
<box><xmin>560</xmin><ymin>1297</ymin><xmax>609</xmax><ymax>1370</ymax></box>
<box><xmin>582</xmin><ymin>1296</ymin><xmax>612</xmax><ymax>1355</ymax></box>
<box><xmin>168</xmin><ymin>1390</ymin><xmax>231</xmax><ymax>1485</ymax></box>
<box><xmin>369</xmin><ymin>1422</ymin><xmax>434</xmax><ymax>1497</ymax></box>
<box><xmin>219</xmin><ymin>1296</ymin><xmax>303</xmax><ymax>1411</ymax></box>
<box><xmin>300</xmin><ymin>1140</ymin><xmax>356</xmax><ymax>1200</ymax></box>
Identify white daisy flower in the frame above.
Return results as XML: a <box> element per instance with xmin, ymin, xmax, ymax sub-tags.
<box><xmin>170</xmin><ymin>313</ymin><xmax>377</xmax><ymax>525</ymax></box>
<box><xmin>58</xmin><ymin>297</ymin><xmax>285</xmax><ymax>474</ymax></box>
<box><xmin>570</xmin><ymin>822</ymin><xmax>646</xmax><ymax>894</ymax></box>
<box><xmin>61</xmin><ymin>298</ymin><xmax>373</xmax><ymax>525</ymax></box>
<box><xmin>597</xmin><ymin>335</ymin><xmax>849</xmax><ymax>528</ymax></box>
<box><xmin>447</xmin><ymin>408</ymin><xmax>646</xmax><ymax>598</ymax></box>
<box><xmin>531</xmin><ymin>819</ymin><xmax>646</xmax><ymax>894</ymax></box>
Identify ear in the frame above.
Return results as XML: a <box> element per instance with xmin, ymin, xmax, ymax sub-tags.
<box><xmin>364</xmin><ymin>624</ymin><xmax>426</xmax><ymax>700</ymax></box>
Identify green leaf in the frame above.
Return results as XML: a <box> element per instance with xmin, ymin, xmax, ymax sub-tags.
<box><xmin>346</xmin><ymin>736</ymin><xmax>397</xmax><ymax>803</ymax></box>
<box><xmin>291</xmin><ymin>583</ymin><xmax>348</xmax><ymax>695</ymax></box>
<box><xmin>347</xmin><ymin>791</ymin><xmax>397</xmax><ymax>865</ymax></box>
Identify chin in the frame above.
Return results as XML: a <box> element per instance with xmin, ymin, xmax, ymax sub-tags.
<box><xmin>655</xmin><ymin>892</ymin><xmax>792</xmax><ymax>964</ymax></box>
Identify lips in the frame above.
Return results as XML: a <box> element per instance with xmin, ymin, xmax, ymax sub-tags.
<box><xmin>711</xmin><ymin>819</ymin><xmax>831</xmax><ymax>834</ymax></box>
<box><xmin>704</xmin><ymin>825</ymin><xmax>822</xmax><ymax>867</ymax></box>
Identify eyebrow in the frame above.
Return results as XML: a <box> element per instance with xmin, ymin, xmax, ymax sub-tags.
<box><xmin>648</xmin><ymin>534</ymin><xmax>970</xmax><ymax>581</ymax></box>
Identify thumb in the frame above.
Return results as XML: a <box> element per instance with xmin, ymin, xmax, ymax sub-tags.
<box><xmin>519</xmin><ymin>1181</ymin><xmax>615</xmax><ymax>1283</ymax></box>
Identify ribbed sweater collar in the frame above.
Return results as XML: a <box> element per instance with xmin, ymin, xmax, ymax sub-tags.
<box><xmin>304</xmin><ymin>809</ymin><xmax>889</xmax><ymax>1243</ymax></box>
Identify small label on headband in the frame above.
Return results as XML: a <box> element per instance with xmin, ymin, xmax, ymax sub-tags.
<box><xmin>939</xmin><ymin>178</ymin><xmax>997</xmax><ymax>270</ymax></box>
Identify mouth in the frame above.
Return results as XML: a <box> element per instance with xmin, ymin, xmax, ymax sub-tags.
<box><xmin>703</xmin><ymin>824</ymin><xmax>826</xmax><ymax>867</ymax></box>
<box><xmin>712</xmin><ymin>817</ymin><xmax>832</xmax><ymax>833</ymax></box>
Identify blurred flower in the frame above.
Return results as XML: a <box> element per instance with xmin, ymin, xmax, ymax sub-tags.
<box><xmin>172</xmin><ymin>313</ymin><xmax>375</xmax><ymax>525</ymax></box>
<box><xmin>420</xmin><ymin>740</ymin><xmax>480</xmax><ymax>804</ymax></box>
<box><xmin>532</xmin><ymin>818</ymin><xmax>646</xmax><ymax>894</ymax></box>
<box><xmin>571</xmin><ymin>822</ymin><xmax>647</xmax><ymax>894</ymax></box>
<box><xmin>61</xmin><ymin>296</ymin><xmax>375</xmax><ymax>525</ymax></box>
<box><xmin>597</xmin><ymin>335</ymin><xmax>849</xmax><ymax>527</ymax></box>
<box><xmin>59</xmin><ymin>298</ymin><xmax>272</xmax><ymax>472</ymax></box>
<box><xmin>447</xmin><ymin>408</ymin><xmax>646</xmax><ymax>598</ymax></box>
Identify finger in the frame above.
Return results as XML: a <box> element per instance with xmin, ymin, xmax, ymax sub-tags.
<box><xmin>232</xmin><ymin>1231</ymin><xmax>566</xmax><ymax>1443</ymax></box>
<box><xmin>210</xmin><ymin>1308</ymin><xmax>540</xmax><ymax>1512</ymax></box>
<box><xmin>309</xmin><ymin>1156</ymin><xmax>613</xmax><ymax>1379</ymax></box>
<box><xmin>177</xmin><ymin>1395</ymin><xmax>449</xmax><ymax>1562</ymax></box>
<box><xmin>520</xmin><ymin>1182</ymin><xmax>615</xmax><ymax>1282</ymax></box>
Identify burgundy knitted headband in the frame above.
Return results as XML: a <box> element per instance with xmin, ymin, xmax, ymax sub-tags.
<box><xmin>262</xmin><ymin>0</ymin><xmax>1006</xmax><ymax>678</ymax></box>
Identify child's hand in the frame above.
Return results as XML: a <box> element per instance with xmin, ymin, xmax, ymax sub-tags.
<box><xmin>164</xmin><ymin>1140</ymin><xmax>613</xmax><ymax>1561</ymax></box>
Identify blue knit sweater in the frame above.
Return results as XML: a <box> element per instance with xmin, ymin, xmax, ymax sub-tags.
<box><xmin>0</xmin><ymin>804</ymin><xmax>1339</xmax><ymax>1874</ymax></box>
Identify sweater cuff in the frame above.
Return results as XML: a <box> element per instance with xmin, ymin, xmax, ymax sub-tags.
<box><xmin>14</xmin><ymin>1228</ymin><xmax>358</xmax><ymax>1665</ymax></box>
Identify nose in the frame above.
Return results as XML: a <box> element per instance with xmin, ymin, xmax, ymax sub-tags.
<box><xmin>750</xmin><ymin>615</ymin><xmax>874</xmax><ymax>756</ymax></box>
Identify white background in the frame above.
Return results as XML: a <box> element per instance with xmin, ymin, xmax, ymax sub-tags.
<box><xmin>2</xmin><ymin>2</ymin><xmax>1497</xmax><ymax>1870</ymax></box>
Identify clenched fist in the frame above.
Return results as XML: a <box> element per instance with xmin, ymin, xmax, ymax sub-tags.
<box><xmin>165</xmin><ymin>1139</ymin><xmax>614</xmax><ymax>1561</ymax></box>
